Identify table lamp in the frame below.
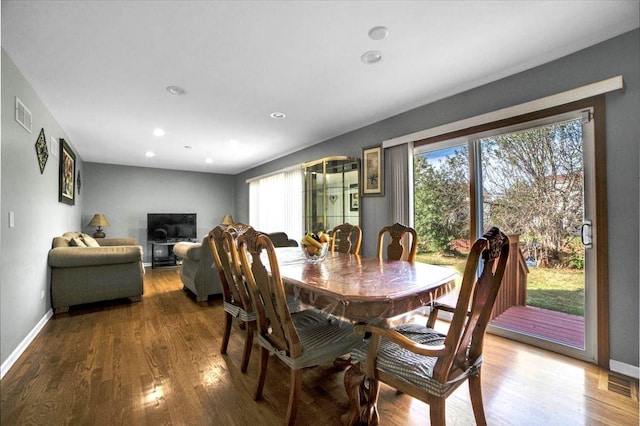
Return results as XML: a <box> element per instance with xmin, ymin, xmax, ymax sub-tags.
<box><xmin>88</xmin><ymin>214</ymin><xmax>110</xmax><ymax>238</ymax></box>
<box><xmin>220</xmin><ymin>214</ymin><xmax>234</xmax><ymax>227</ymax></box>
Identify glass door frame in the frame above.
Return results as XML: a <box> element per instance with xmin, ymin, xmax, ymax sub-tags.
<box><xmin>303</xmin><ymin>156</ymin><xmax>360</xmax><ymax>234</ymax></box>
<box><xmin>411</xmin><ymin>96</ymin><xmax>608</xmax><ymax>366</ymax></box>
<box><xmin>472</xmin><ymin>109</ymin><xmax>597</xmax><ymax>363</ymax></box>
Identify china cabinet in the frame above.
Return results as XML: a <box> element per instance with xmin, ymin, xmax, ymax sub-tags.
<box><xmin>303</xmin><ymin>156</ymin><xmax>360</xmax><ymax>233</ymax></box>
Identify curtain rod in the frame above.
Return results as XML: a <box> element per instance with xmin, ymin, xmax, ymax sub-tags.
<box><xmin>382</xmin><ymin>75</ymin><xmax>624</xmax><ymax>149</ymax></box>
<box><xmin>245</xmin><ymin>163</ymin><xmax>303</xmax><ymax>183</ymax></box>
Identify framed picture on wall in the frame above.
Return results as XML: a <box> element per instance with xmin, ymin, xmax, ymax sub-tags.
<box><xmin>350</xmin><ymin>192</ymin><xmax>359</xmax><ymax>211</ymax></box>
<box><xmin>362</xmin><ymin>145</ymin><xmax>384</xmax><ymax>196</ymax></box>
<box><xmin>59</xmin><ymin>138</ymin><xmax>76</xmax><ymax>205</ymax></box>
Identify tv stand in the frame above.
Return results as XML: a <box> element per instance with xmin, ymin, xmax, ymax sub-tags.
<box><xmin>151</xmin><ymin>241</ymin><xmax>179</xmax><ymax>268</ymax></box>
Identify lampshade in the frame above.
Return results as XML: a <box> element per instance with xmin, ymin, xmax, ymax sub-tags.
<box><xmin>88</xmin><ymin>214</ymin><xmax>110</xmax><ymax>227</ymax></box>
<box><xmin>220</xmin><ymin>214</ymin><xmax>234</xmax><ymax>226</ymax></box>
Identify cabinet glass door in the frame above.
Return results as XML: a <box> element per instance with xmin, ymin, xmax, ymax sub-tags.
<box><xmin>304</xmin><ymin>156</ymin><xmax>359</xmax><ymax>233</ymax></box>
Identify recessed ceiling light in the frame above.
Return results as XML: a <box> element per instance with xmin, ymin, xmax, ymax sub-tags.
<box><xmin>270</xmin><ymin>112</ymin><xmax>286</xmax><ymax>119</ymax></box>
<box><xmin>205</xmin><ymin>158</ymin><xmax>213</xmax><ymax>164</ymax></box>
<box><xmin>166</xmin><ymin>85</ymin><xmax>186</xmax><ymax>95</ymax></box>
<box><xmin>153</xmin><ymin>128</ymin><xmax>165</xmax><ymax>137</ymax></box>
<box><xmin>184</xmin><ymin>145</ymin><xmax>192</xmax><ymax>149</ymax></box>
<box><xmin>368</xmin><ymin>26</ymin><xmax>388</xmax><ymax>40</ymax></box>
<box><xmin>361</xmin><ymin>50</ymin><xmax>383</xmax><ymax>64</ymax></box>
<box><xmin>145</xmin><ymin>151</ymin><xmax>155</xmax><ymax>157</ymax></box>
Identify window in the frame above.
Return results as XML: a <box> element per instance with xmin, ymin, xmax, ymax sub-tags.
<box><xmin>248</xmin><ymin>166</ymin><xmax>304</xmax><ymax>238</ymax></box>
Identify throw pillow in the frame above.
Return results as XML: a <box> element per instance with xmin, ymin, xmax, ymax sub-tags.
<box><xmin>81</xmin><ymin>233</ymin><xmax>101</xmax><ymax>247</ymax></box>
<box><xmin>70</xmin><ymin>237</ymin><xmax>87</xmax><ymax>247</ymax></box>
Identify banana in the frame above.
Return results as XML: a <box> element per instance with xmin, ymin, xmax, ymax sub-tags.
<box><xmin>304</xmin><ymin>235</ymin><xmax>323</xmax><ymax>249</ymax></box>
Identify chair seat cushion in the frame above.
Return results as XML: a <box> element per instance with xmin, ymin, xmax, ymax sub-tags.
<box><xmin>257</xmin><ymin>309</ymin><xmax>362</xmax><ymax>370</ymax></box>
<box><xmin>224</xmin><ymin>296</ymin><xmax>301</xmax><ymax>322</ymax></box>
<box><xmin>351</xmin><ymin>322</ymin><xmax>456</xmax><ymax>396</ymax></box>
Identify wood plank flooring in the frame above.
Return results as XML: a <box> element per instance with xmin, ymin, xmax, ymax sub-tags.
<box><xmin>1</xmin><ymin>268</ymin><xmax>637</xmax><ymax>425</ymax></box>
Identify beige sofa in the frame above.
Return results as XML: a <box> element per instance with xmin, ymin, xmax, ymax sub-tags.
<box><xmin>267</xmin><ymin>232</ymin><xmax>299</xmax><ymax>248</ymax></box>
<box><xmin>173</xmin><ymin>231</ymin><xmax>297</xmax><ymax>304</ymax></box>
<box><xmin>173</xmin><ymin>234</ymin><xmax>223</xmax><ymax>303</ymax></box>
<box><xmin>48</xmin><ymin>232</ymin><xmax>144</xmax><ymax>313</ymax></box>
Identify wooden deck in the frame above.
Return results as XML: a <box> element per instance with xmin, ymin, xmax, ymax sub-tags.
<box><xmin>490</xmin><ymin>305</ymin><xmax>585</xmax><ymax>348</ymax></box>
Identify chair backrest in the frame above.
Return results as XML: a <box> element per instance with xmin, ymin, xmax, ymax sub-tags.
<box><xmin>228</xmin><ymin>222</ymin><xmax>252</xmax><ymax>236</ymax></box>
<box><xmin>330</xmin><ymin>223</ymin><xmax>362</xmax><ymax>255</ymax></box>
<box><xmin>376</xmin><ymin>223</ymin><xmax>418</xmax><ymax>262</ymax></box>
<box><xmin>208</xmin><ymin>225</ymin><xmax>253</xmax><ymax>312</ymax></box>
<box><xmin>237</xmin><ymin>228</ymin><xmax>303</xmax><ymax>359</ymax></box>
<box><xmin>432</xmin><ymin>227</ymin><xmax>510</xmax><ymax>383</ymax></box>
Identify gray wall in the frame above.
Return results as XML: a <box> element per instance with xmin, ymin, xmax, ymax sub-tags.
<box><xmin>1</xmin><ymin>49</ymin><xmax>83</xmax><ymax>364</ymax></box>
<box><xmin>82</xmin><ymin>163</ymin><xmax>234</xmax><ymax>264</ymax></box>
<box><xmin>235</xmin><ymin>30</ymin><xmax>639</xmax><ymax>368</ymax></box>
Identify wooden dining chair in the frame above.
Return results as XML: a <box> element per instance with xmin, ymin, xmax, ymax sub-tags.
<box><xmin>376</xmin><ymin>222</ymin><xmax>418</xmax><ymax>262</ymax></box>
<box><xmin>330</xmin><ymin>222</ymin><xmax>362</xmax><ymax>255</ymax></box>
<box><xmin>344</xmin><ymin>227</ymin><xmax>509</xmax><ymax>426</ymax></box>
<box><xmin>236</xmin><ymin>228</ymin><xmax>362</xmax><ymax>426</ymax></box>
<box><xmin>209</xmin><ymin>224</ymin><xmax>256</xmax><ymax>373</ymax></box>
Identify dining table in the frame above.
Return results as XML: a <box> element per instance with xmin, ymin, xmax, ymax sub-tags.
<box><xmin>276</xmin><ymin>247</ymin><xmax>459</xmax><ymax>425</ymax></box>
<box><xmin>273</xmin><ymin>247</ymin><xmax>459</xmax><ymax>325</ymax></box>
<box><xmin>268</xmin><ymin>247</ymin><xmax>459</xmax><ymax>425</ymax></box>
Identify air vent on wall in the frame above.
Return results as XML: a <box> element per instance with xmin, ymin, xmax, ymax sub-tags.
<box><xmin>15</xmin><ymin>97</ymin><xmax>32</xmax><ymax>133</ymax></box>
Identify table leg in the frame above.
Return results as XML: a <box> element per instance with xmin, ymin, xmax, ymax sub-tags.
<box><xmin>341</xmin><ymin>363</ymin><xmax>380</xmax><ymax>425</ymax></box>
<box><xmin>333</xmin><ymin>355</ymin><xmax>353</xmax><ymax>370</ymax></box>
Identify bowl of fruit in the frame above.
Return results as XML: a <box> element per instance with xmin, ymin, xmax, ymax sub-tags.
<box><xmin>300</xmin><ymin>231</ymin><xmax>330</xmax><ymax>263</ymax></box>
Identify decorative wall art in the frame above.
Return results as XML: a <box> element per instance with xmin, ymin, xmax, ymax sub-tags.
<box><xmin>35</xmin><ymin>128</ymin><xmax>48</xmax><ymax>174</ymax></box>
<box><xmin>350</xmin><ymin>192</ymin><xmax>359</xmax><ymax>211</ymax></box>
<box><xmin>59</xmin><ymin>139</ymin><xmax>76</xmax><ymax>205</ymax></box>
<box><xmin>77</xmin><ymin>170</ymin><xmax>82</xmax><ymax>195</ymax></box>
<box><xmin>362</xmin><ymin>145</ymin><xmax>384</xmax><ymax>196</ymax></box>
<box><xmin>350</xmin><ymin>183</ymin><xmax>359</xmax><ymax>211</ymax></box>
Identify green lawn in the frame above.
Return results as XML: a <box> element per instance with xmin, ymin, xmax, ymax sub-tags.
<box><xmin>416</xmin><ymin>252</ymin><xmax>584</xmax><ymax>317</ymax></box>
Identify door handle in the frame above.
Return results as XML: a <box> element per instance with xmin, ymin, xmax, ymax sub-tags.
<box><xmin>581</xmin><ymin>220</ymin><xmax>593</xmax><ymax>248</ymax></box>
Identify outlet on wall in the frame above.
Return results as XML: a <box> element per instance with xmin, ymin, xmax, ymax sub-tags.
<box><xmin>40</xmin><ymin>290</ymin><xmax>45</xmax><ymax>300</ymax></box>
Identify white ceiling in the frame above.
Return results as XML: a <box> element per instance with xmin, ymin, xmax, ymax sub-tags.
<box><xmin>2</xmin><ymin>1</ymin><xmax>639</xmax><ymax>175</ymax></box>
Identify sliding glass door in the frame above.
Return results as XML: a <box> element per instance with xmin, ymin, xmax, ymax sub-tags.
<box><xmin>413</xmin><ymin>109</ymin><xmax>597</xmax><ymax>362</ymax></box>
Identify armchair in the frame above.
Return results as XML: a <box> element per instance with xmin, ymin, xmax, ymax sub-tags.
<box><xmin>344</xmin><ymin>227</ymin><xmax>509</xmax><ymax>425</ymax></box>
<box><xmin>173</xmin><ymin>234</ymin><xmax>223</xmax><ymax>303</ymax></box>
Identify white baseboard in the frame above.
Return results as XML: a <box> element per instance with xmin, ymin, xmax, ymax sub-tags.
<box><xmin>610</xmin><ymin>359</ymin><xmax>640</xmax><ymax>379</ymax></box>
<box><xmin>1</xmin><ymin>309</ymin><xmax>53</xmax><ymax>379</ymax></box>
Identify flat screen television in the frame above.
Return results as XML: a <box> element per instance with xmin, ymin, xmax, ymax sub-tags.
<box><xmin>147</xmin><ymin>213</ymin><xmax>197</xmax><ymax>242</ymax></box>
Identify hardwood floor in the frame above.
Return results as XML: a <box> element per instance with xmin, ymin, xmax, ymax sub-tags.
<box><xmin>1</xmin><ymin>268</ymin><xmax>637</xmax><ymax>425</ymax></box>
